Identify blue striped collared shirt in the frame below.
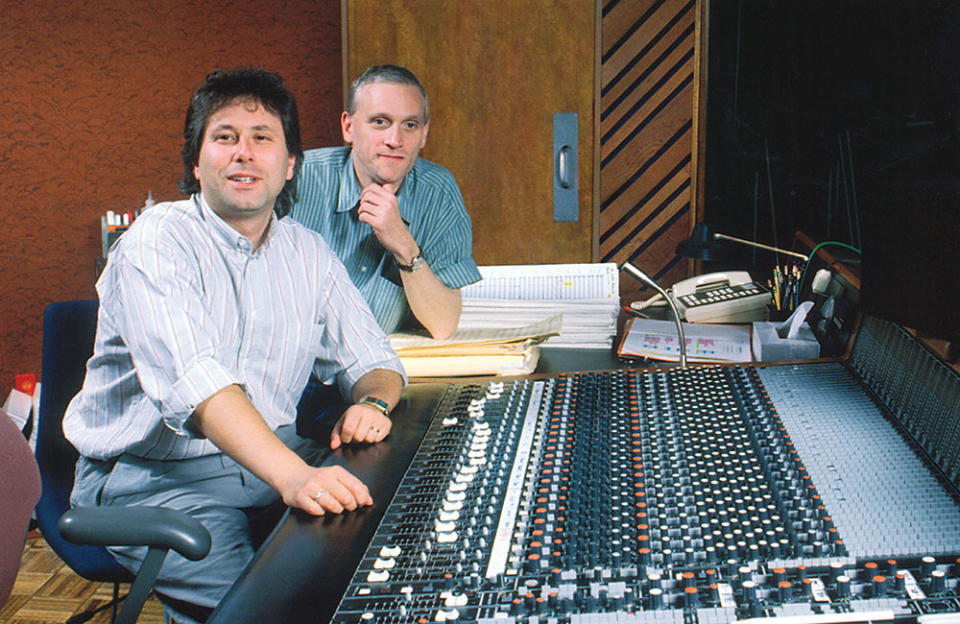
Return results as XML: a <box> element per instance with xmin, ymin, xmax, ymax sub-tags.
<box><xmin>64</xmin><ymin>195</ymin><xmax>405</xmax><ymax>461</ymax></box>
<box><xmin>292</xmin><ymin>147</ymin><xmax>482</xmax><ymax>333</ymax></box>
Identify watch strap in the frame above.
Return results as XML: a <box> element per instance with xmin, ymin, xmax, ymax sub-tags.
<box><xmin>358</xmin><ymin>395</ymin><xmax>390</xmax><ymax>417</ymax></box>
<box><xmin>396</xmin><ymin>251</ymin><xmax>425</xmax><ymax>273</ymax></box>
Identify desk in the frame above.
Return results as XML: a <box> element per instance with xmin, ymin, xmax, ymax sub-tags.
<box><xmin>537</xmin><ymin>345</ymin><xmax>624</xmax><ymax>373</ymax></box>
<box><xmin>207</xmin><ymin>383</ymin><xmax>446</xmax><ymax>624</ymax></box>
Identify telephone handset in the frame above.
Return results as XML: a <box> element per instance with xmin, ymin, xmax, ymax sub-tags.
<box><xmin>630</xmin><ymin>271</ymin><xmax>771</xmax><ymax>323</ymax></box>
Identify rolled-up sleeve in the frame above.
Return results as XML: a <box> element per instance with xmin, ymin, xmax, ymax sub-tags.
<box><xmin>108</xmin><ymin>227</ymin><xmax>242</xmax><ymax>434</ymax></box>
<box><xmin>407</xmin><ymin>166</ymin><xmax>482</xmax><ymax>291</ymax></box>
<box><xmin>311</xmin><ymin>254</ymin><xmax>406</xmax><ymax>398</ymax></box>
<box><xmin>427</xmin><ymin>210</ymin><xmax>481</xmax><ymax>290</ymax></box>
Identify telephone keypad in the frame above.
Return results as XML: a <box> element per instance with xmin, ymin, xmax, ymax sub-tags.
<box><xmin>680</xmin><ymin>283</ymin><xmax>765</xmax><ymax>309</ymax></box>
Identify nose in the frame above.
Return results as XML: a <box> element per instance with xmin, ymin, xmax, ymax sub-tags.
<box><xmin>234</xmin><ymin>136</ymin><xmax>253</xmax><ymax>160</ymax></box>
<box><xmin>384</xmin><ymin>125</ymin><xmax>403</xmax><ymax>148</ymax></box>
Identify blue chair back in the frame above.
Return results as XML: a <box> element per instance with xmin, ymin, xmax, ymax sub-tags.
<box><xmin>34</xmin><ymin>300</ymin><xmax>133</xmax><ymax>582</ymax></box>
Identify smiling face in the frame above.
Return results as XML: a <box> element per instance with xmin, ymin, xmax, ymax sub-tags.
<box><xmin>341</xmin><ymin>82</ymin><xmax>429</xmax><ymax>188</ymax></box>
<box><xmin>193</xmin><ymin>97</ymin><xmax>295</xmax><ymax>231</ymax></box>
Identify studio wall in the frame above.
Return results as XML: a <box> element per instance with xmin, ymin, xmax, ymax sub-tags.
<box><xmin>0</xmin><ymin>0</ymin><xmax>344</xmax><ymax>396</ymax></box>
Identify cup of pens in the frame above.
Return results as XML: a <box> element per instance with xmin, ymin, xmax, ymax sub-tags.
<box><xmin>769</xmin><ymin>263</ymin><xmax>803</xmax><ymax>319</ymax></box>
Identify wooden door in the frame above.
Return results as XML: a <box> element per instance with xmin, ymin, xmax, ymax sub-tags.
<box><xmin>343</xmin><ymin>0</ymin><xmax>598</xmax><ymax>265</ymax></box>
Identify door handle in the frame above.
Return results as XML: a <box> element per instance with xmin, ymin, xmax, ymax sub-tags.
<box><xmin>553</xmin><ymin>113</ymin><xmax>578</xmax><ymax>222</ymax></box>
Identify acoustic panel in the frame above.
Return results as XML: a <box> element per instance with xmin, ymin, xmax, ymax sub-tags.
<box><xmin>600</xmin><ymin>0</ymin><xmax>701</xmax><ymax>299</ymax></box>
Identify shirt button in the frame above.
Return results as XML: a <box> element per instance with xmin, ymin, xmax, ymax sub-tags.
<box><xmin>360</xmin><ymin>266</ymin><xmax>368</xmax><ymax>272</ymax></box>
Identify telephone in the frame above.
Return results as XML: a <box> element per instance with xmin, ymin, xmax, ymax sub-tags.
<box><xmin>630</xmin><ymin>271</ymin><xmax>771</xmax><ymax>323</ymax></box>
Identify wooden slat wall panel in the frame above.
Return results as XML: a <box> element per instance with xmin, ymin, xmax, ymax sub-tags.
<box><xmin>601</xmin><ymin>0</ymin><xmax>700</xmax><ymax>299</ymax></box>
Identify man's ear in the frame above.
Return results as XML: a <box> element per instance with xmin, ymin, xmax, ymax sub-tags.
<box><xmin>341</xmin><ymin>111</ymin><xmax>354</xmax><ymax>144</ymax></box>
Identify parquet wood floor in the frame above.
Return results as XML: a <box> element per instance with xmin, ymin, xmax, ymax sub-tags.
<box><xmin>1</xmin><ymin>530</ymin><xmax>165</xmax><ymax>624</ymax></box>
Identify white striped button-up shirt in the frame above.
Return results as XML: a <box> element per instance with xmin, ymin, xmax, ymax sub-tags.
<box><xmin>64</xmin><ymin>195</ymin><xmax>405</xmax><ymax>461</ymax></box>
<box><xmin>292</xmin><ymin>147</ymin><xmax>482</xmax><ymax>333</ymax></box>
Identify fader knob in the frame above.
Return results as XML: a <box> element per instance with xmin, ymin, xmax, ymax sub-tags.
<box><xmin>872</xmin><ymin>575</ymin><xmax>887</xmax><ymax>597</ymax></box>
<box><xmin>777</xmin><ymin>581</ymin><xmax>792</xmax><ymax>602</ymax></box>
<box><xmin>648</xmin><ymin>588</ymin><xmax>664</xmax><ymax>610</ymax></box>
<box><xmin>836</xmin><ymin>575</ymin><xmax>851</xmax><ymax>598</ymax></box>
<box><xmin>931</xmin><ymin>570</ymin><xmax>946</xmax><ymax>594</ymax></box>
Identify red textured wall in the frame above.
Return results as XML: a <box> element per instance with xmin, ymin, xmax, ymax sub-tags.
<box><xmin>0</xmin><ymin>0</ymin><xmax>343</xmax><ymax>397</ymax></box>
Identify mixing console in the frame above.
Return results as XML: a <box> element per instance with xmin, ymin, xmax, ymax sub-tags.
<box><xmin>329</xmin><ymin>321</ymin><xmax>960</xmax><ymax>623</ymax></box>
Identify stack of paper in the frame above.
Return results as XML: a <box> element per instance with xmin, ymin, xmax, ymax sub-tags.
<box><xmin>390</xmin><ymin>316</ymin><xmax>561</xmax><ymax>378</ymax></box>
<box><xmin>458</xmin><ymin>263</ymin><xmax>620</xmax><ymax>349</ymax></box>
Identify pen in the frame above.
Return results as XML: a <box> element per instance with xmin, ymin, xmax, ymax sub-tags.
<box><xmin>773</xmin><ymin>267</ymin><xmax>782</xmax><ymax>311</ymax></box>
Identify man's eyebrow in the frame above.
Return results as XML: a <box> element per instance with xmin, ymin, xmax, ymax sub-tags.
<box><xmin>208</xmin><ymin>123</ymin><xmax>278</xmax><ymax>133</ymax></box>
<box><xmin>209</xmin><ymin>122</ymin><xmax>236</xmax><ymax>133</ymax></box>
<box><xmin>366</xmin><ymin>112</ymin><xmax>424</xmax><ymax>123</ymax></box>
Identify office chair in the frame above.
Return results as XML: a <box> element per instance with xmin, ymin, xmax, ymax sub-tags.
<box><xmin>34</xmin><ymin>300</ymin><xmax>211</xmax><ymax>624</ymax></box>
<box><xmin>0</xmin><ymin>410</ymin><xmax>42</xmax><ymax>608</ymax></box>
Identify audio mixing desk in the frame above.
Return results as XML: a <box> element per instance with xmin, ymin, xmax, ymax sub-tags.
<box><xmin>209</xmin><ymin>316</ymin><xmax>960</xmax><ymax>624</ymax></box>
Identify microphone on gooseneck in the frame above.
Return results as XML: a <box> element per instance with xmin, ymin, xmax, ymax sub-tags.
<box><xmin>619</xmin><ymin>262</ymin><xmax>687</xmax><ymax>368</ymax></box>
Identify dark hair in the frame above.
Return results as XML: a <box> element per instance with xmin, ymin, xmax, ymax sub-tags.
<box><xmin>346</xmin><ymin>64</ymin><xmax>429</xmax><ymax>123</ymax></box>
<box><xmin>178</xmin><ymin>68</ymin><xmax>304</xmax><ymax>218</ymax></box>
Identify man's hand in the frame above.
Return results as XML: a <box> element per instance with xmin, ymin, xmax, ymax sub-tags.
<box><xmin>282</xmin><ymin>464</ymin><xmax>373</xmax><ymax>516</ymax></box>
<box><xmin>330</xmin><ymin>402</ymin><xmax>392</xmax><ymax>449</ymax></box>
<box><xmin>357</xmin><ymin>183</ymin><xmax>418</xmax><ymax>262</ymax></box>
<box><xmin>194</xmin><ymin>385</ymin><xmax>376</xmax><ymax>518</ymax></box>
<box><xmin>357</xmin><ymin>185</ymin><xmax>461</xmax><ymax>339</ymax></box>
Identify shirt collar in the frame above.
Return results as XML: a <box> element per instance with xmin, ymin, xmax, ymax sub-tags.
<box><xmin>196</xmin><ymin>194</ymin><xmax>276</xmax><ymax>254</ymax></box>
<box><xmin>335</xmin><ymin>148</ymin><xmax>417</xmax><ymax>223</ymax></box>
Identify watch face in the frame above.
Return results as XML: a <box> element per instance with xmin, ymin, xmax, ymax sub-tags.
<box><xmin>399</xmin><ymin>252</ymin><xmax>425</xmax><ymax>272</ymax></box>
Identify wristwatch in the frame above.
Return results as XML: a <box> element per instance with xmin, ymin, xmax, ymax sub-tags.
<box><xmin>358</xmin><ymin>395</ymin><xmax>391</xmax><ymax>418</ymax></box>
<box><xmin>396</xmin><ymin>251</ymin><xmax>426</xmax><ymax>273</ymax></box>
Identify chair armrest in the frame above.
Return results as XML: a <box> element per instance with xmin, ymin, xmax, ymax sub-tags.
<box><xmin>59</xmin><ymin>506</ymin><xmax>212</xmax><ymax>561</ymax></box>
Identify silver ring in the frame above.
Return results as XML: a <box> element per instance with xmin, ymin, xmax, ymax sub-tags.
<box><xmin>313</xmin><ymin>490</ymin><xmax>327</xmax><ymax>504</ymax></box>
<box><xmin>372</xmin><ymin>427</ymin><xmax>381</xmax><ymax>434</ymax></box>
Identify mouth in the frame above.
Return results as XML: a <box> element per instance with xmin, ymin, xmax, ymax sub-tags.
<box><xmin>227</xmin><ymin>173</ymin><xmax>260</xmax><ymax>184</ymax></box>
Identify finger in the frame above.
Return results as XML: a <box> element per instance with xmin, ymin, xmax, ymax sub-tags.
<box><xmin>329</xmin><ymin>419</ymin><xmax>344</xmax><ymax>450</ymax></box>
<box><xmin>308</xmin><ymin>496</ymin><xmax>327</xmax><ymax>516</ymax></box>
<box><xmin>374</xmin><ymin>418</ymin><xmax>392</xmax><ymax>442</ymax></box>
<box><xmin>360</xmin><ymin>187</ymin><xmax>389</xmax><ymax>207</ymax></box>
<box><xmin>356</xmin><ymin>211</ymin><xmax>375</xmax><ymax>229</ymax></box>
<box><xmin>363</xmin><ymin>418</ymin><xmax>389</xmax><ymax>444</ymax></box>
<box><xmin>310</xmin><ymin>484</ymin><xmax>347</xmax><ymax>513</ymax></box>
<box><xmin>335</xmin><ymin>470</ymin><xmax>373</xmax><ymax>507</ymax></box>
<box><xmin>356</xmin><ymin>415</ymin><xmax>381</xmax><ymax>443</ymax></box>
<box><xmin>338</xmin><ymin>414</ymin><xmax>357</xmax><ymax>445</ymax></box>
<box><xmin>320</xmin><ymin>471</ymin><xmax>370</xmax><ymax>512</ymax></box>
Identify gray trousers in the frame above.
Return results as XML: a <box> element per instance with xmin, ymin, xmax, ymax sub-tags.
<box><xmin>71</xmin><ymin>425</ymin><xmax>324</xmax><ymax>623</ymax></box>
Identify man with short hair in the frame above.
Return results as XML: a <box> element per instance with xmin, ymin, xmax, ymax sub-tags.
<box><xmin>293</xmin><ymin>64</ymin><xmax>481</xmax><ymax>340</ymax></box>
<box><xmin>64</xmin><ymin>68</ymin><xmax>405</xmax><ymax>622</ymax></box>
